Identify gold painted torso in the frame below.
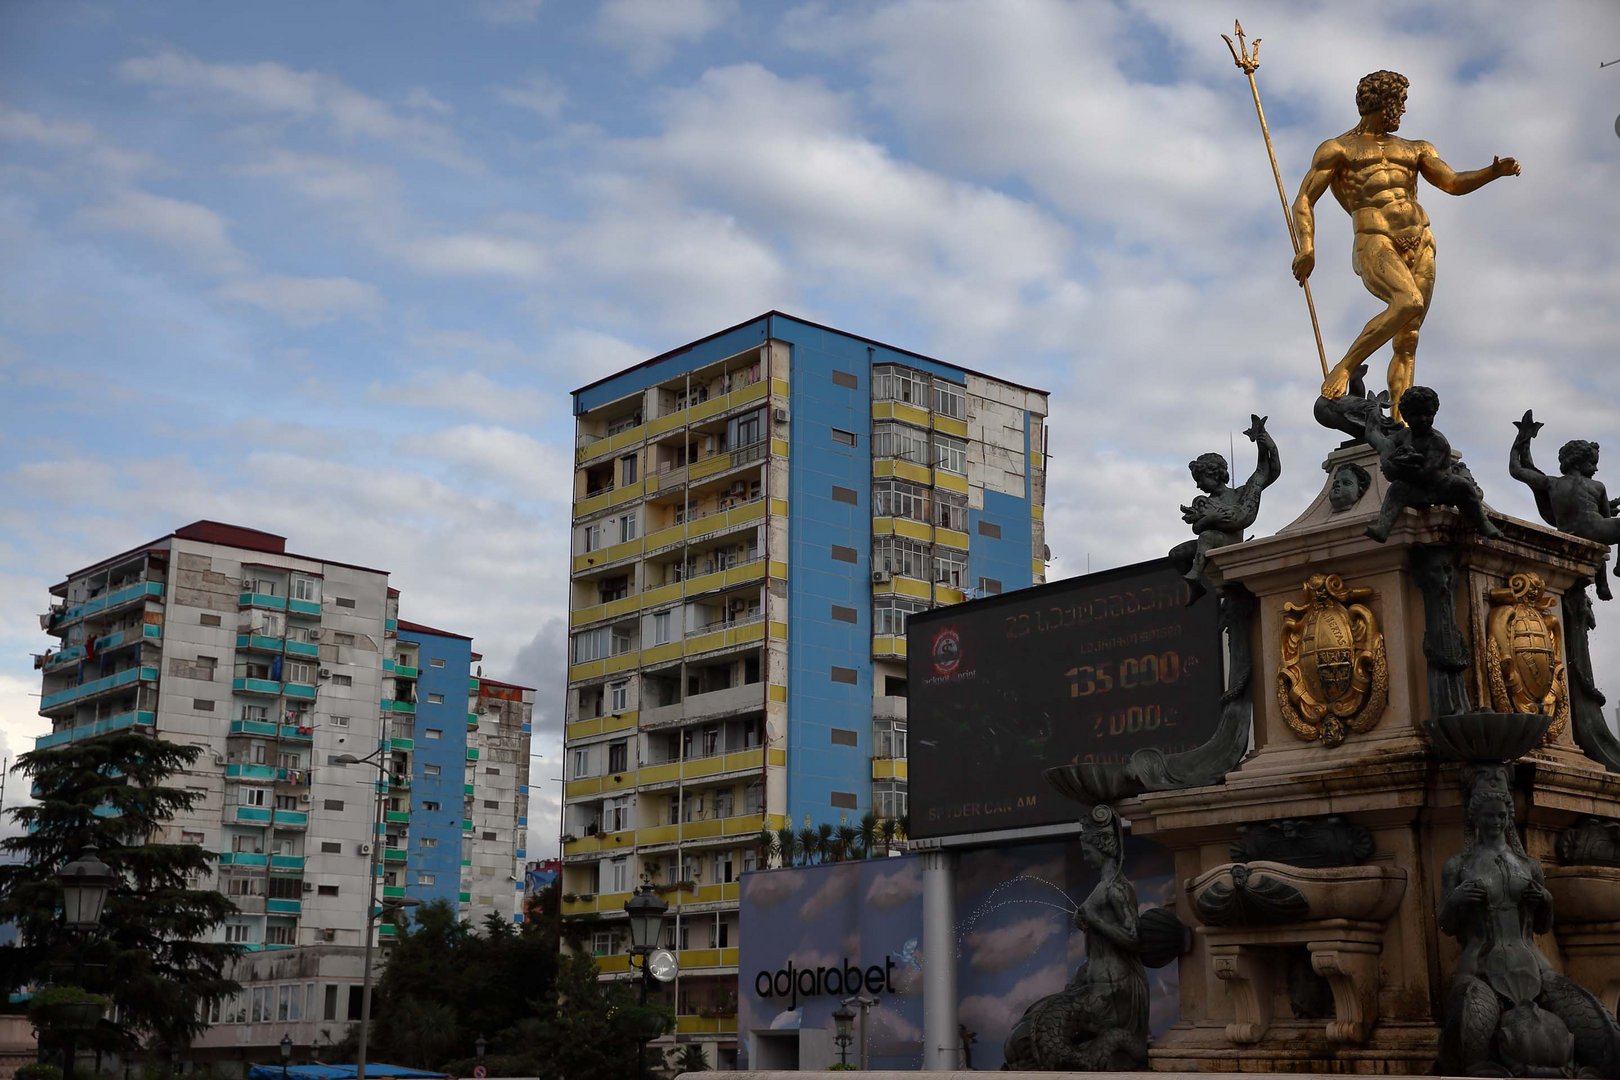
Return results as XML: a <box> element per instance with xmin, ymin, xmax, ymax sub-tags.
<box><xmin>1329</xmin><ymin>133</ymin><xmax>1430</xmax><ymax>237</ymax></box>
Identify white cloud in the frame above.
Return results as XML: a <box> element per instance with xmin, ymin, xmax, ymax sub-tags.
<box><xmin>477</xmin><ymin>0</ymin><xmax>543</xmax><ymax>24</ymax></box>
<box><xmin>214</xmin><ymin>274</ymin><xmax>384</xmax><ymax>325</ymax></box>
<box><xmin>966</xmin><ymin>913</ymin><xmax>1064</xmax><ymax>974</ymax></box>
<box><xmin>958</xmin><ymin>961</ymin><xmax>1068</xmax><ymax>1039</ymax></box>
<box><xmin>594</xmin><ymin>0</ymin><xmax>737</xmax><ymax>74</ymax></box>
<box><xmin>0</xmin><ymin>102</ymin><xmax>152</xmax><ymax>175</ymax></box>
<box><xmin>865</xmin><ymin>860</ymin><xmax>922</xmax><ymax>909</ymax></box>
<box><xmin>76</xmin><ymin>190</ymin><xmax>248</xmax><ymax>275</ymax></box>
<box><xmin>118</xmin><ymin>49</ymin><xmax>479</xmax><ymax>171</ymax></box>
<box><xmin>496</xmin><ymin>75</ymin><xmax>566</xmax><ymax>119</ymax></box>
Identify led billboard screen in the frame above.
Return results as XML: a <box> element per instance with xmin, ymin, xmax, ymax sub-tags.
<box><xmin>907</xmin><ymin>558</ymin><xmax>1223</xmax><ymax>840</ymax></box>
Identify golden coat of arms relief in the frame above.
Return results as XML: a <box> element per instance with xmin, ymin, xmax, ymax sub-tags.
<box><xmin>1484</xmin><ymin>572</ymin><xmax>1569</xmax><ymax>742</ymax></box>
<box><xmin>1277</xmin><ymin>574</ymin><xmax>1389</xmax><ymax>746</ymax></box>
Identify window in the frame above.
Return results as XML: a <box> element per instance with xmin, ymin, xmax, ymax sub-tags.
<box><xmin>873</xmin><ymin>596</ymin><xmax>930</xmax><ymax>637</ymax></box>
<box><xmin>977</xmin><ymin>577</ymin><xmax>1003</xmax><ymax>595</ymax></box>
<box><xmin>931</xmin><ymin>381</ymin><xmax>966</xmax><ymax>418</ymax></box>
<box><xmin>485</xmin><ymin>766</ymin><xmax>501</xmax><ymax>776</ymax></box>
<box><xmin>573</xmin><ymin>624</ymin><xmax>633</xmax><ymax>663</ymax></box>
<box><xmin>599</xmin><ymin>576</ymin><xmax>629</xmax><ymax>603</ymax></box>
<box><xmin>483</xmin><ymin>799</ymin><xmax>500</xmax><ymax>810</ymax></box>
<box><xmin>225</xmin><ymin>923</ymin><xmax>250</xmax><ymax>944</ymax></box>
<box><xmin>321</xmin><ymin>841</ymin><xmax>342</xmax><ymax>854</ymax></box>
<box><xmin>732</xmin><ymin>407</ymin><xmax>765</xmax><ymax>448</ymax></box>
<box><xmin>425</xmin><ymin>728</ymin><xmax>443</xmax><ymax>740</ymax></box>
<box><xmin>428</xmin><ymin>693</ymin><xmax>444</xmax><ymax>704</ymax></box>
<box><xmin>580</xmin><ymin>521</ymin><xmax>603</xmax><ymax>553</ymax></box>
<box><xmin>650</xmin><ymin>609</ymin><xmax>672</xmax><ymax>646</ymax></box>
<box><xmin>609</xmin><ymin>681</ymin><xmax>629</xmax><ymax>712</ymax></box>
<box><xmin>200</xmin><ymin>613</ymin><xmax>222</xmax><ymax>627</ymax></box>
<box><xmin>606</xmin><ymin>857</ymin><xmax>630</xmax><ymax>894</ymax></box>
<box><xmin>872</xmin><ymin>364</ymin><xmax>928</xmax><ymax>405</ymax></box>
<box><xmin>181</xmin><ymin>830</ymin><xmax>205</xmax><ymax>845</ymax></box>
<box><xmin>603</xmin><ymin>796</ymin><xmax>629</xmax><ymax>831</ymax></box>
<box><xmin>743</xmin><ymin>849</ymin><xmax>757</xmax><ymax>873</ymax></box>
<box><xmin>871</xmin><ymin>421</ymin><xmax>929</xmax><ymax>463</ymax></box>
<box><xmin>194</xmin><ymin>698</ymin><xmax>215</xmax><ymax>711</ymax></box>
<box><xmin>292</xmin><ymin>577</ymin><xmax>320</xmax><ymax>602</ymax></box>
<box><xmin>335</xmin><ymin>632</ymin><xmax>355</xmax><ymax>645</ymax></box>
<box><xmin>621</xmin><ymin>454</ymin><xmax>638</xmax><ymax>485</ymax></box>
<box><xmin>572</xmin><ymin>748</ymin><xmax>590</xmax><ymax>778</ymax></box>
<box><xmin>420</xmin><ymin>837</ymin><xmax>438</xmax><ymax>848</ymax></box>
<box><xmin>872</xmin><ymin>479</ymin><xmax>929</xmax><ymax>520</ymax></box>
<box><xmin>418</xmin><ymin>872</ymin><xmax>437</xmax><ymax>885</ymax></box>
<box><xmin>875</xmin><ymin>782</ymin><xmax>908</xmax><ymax>819</ymax></box>
<box><xmin>424</xmin><ymin>764</ymin><xmax>441</xmax><ymax>777</ymax></box>
<box><xmin>831</xmin><ymin>428</ymin><xmax>857</xmax><ymax>446</ymax></box>
<box><xmin>286</xmin><ymin>661</ymin><xmax>314</xmax><ymax>685</ymax></box>
<box><xmin>618</xmin><ymin>511</ymin><xmax>638</xmax><ymax>543</ymax></box>
<box><xmin>334</xmin><ymin>596</ymin><xmax>355</xmax><ymax>609</ymax></box>
<box><xmin>318</xmin><ymin>884</ymin><xmax>339</xmax><ymax>896</ymax></box>
<box><xmin>745</xmin><ymin>781</ymin><xmax>764</xmax><ymax>815</ymax></box>
<box><xmin>933</xmin><ymin>548</ymin><xmax>968</xmax><ymax>587</ymax></box>
<box><xmin>323</xmin><ymin>799</ymin><xmax>345</xmax><ymax>811</ymax></box>
<box><xmin>873</xmin><ymin>536</ymin><xmax>930</xmax><ymax>580</ymax></box>
<box><xmin>242</xmin><ymin>787</ymin><xmax>268</xmax><ymax>807</ymax></box>
<box><xmin>876</xmin><ymin>725</ymin><xmax>908</xmax><ymax>758</ymax></box>
<box><xmin>423</xmin><ymin>800</ymin><xmax>441</xmax><ymax>812</ymax></box>
<box><xmin>275</xmin><ymin>794</ymin><xmax>298</xmax><ymax>810</ymax></box>
<box><xmin>716</xmin><ymin>849</ymin><xmax>734</xmax><ymax>883</ymax></box>
<box><xmin>266</xmin><ymin>925</ymin><xmax>295</xmax><ymax>946</ymax></box>
<box><xmin>331</xmin><ymin>674</ymin><xmax>353</xmax><ymax>686</ymax></box>
<box><xmin>324</xmin><ymin>985</ymin><xmax>339</xmax><ymax>1021</ymax></box>
<box><xmin>608</xmin><ymin>740</ymin><xmax>628</xmax><ymax>773</ymax></box>
<box><xmin>481</xmin><ymin>831</ymin><xmax>498</xmax><ymax>841</ymax></box>
<box><xmin>934</xmin><ymin>434</ymin><xmax>967</xmax><ymax>474</ymax></box>
<box><xmin>933</xmin><ymin>491</ymin><xmax>967</xmax><ymax>531</ymax></box>
<box><xmin>330</xmin><ymin>715</ymin><xmax>350</xmax><ymax>728</ymax></box>
<box><xmin>430</xmin><ymin>658</ymin><xmax>446</xmax><ymax>668</ymax></box>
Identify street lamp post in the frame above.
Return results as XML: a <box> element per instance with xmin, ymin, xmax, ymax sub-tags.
<box><xmin>474</xmin><ymin>1036</ymin><xmax>487</xmax><ymax>1066</ymax></box>
<box><xmin>623</xmin><ymin>885</ymin><xmax>669</xmax><ymax>1080</ymax></box>
<box><xmin>831</xmin><ymin>1003</ymin><xmax>855</xmax><ymax>1068</ymax></box>
<box><xmin>840</xmin><ymin>993</ymin><xmax>878</xmax><ymax>1071</ymax></box>
<box><xmin>56</xmin><ymin>847</ymin><xmax>116</xmax><ymax>1080</ymax></box>
<box><xmin>333</xmin><ymin>749</ymin><xmax>418</xmax><ymax>1080</ymax></box>
<box><xmin>279</xmin><ymin>1033</ymin><xmax>292</xmax><ymax>1080</ymax></box>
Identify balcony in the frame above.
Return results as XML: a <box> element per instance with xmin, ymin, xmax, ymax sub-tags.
<box><xmin>639</xmin><ymin>684</ymin><xmax>762</xmax><ymax>730</ymax></box>
<box><xmin>283</xmin><ymin>682</ymin><xmax>317</xmax><ymax>701</ymax></box>
<box><xmin>238</xmin><ymin>592</ymin><xmax>287</xmax><ymax>612</ymax></box>
<box><xmin>266</xmin><ymin>898</ymin><xmax>302</xmax><ymax>915</ymax></box>
<box><xmin>227</xmin><ymin>720</ymin><xmax>314</xmax><ymax>742</ymax></box>
<box><xmin>49</xmin><ymin>581</ymin><xmax>164</xmax><ymax>631</ymax></box>
<box><xmin>288</xmin><ymin>598</ymin><xmax>321</xmax><ymax>616</ymax></box>
<box><xmin>217</xmin><ymin>852</ymin><xmax>304</xmax><ymax>871</ymax></box>
<box><xmin>636</xmin><ymin>746</ymin><xmax>778</xmax><ymax>791</ymax></box>
<box><xmin>383</xmin><ymin>848</ymin><xmax>407</xmax><ymax>863</ymax></box>
<box><xmin>230</xmin><ymin>806</ymin><xmax>309</xmax><ymax>828</ymax></box>
<box><xmin>235</xmin><ymin>633</ymin><xmax>285</xmax><ymax>653</ymax></box>
<box><xmin>225</xmin><ymin>764</ymin><xmax>311</xmax><ymax>785</ymax></box>
<box><xmin>43</xmin><ymin>624</ymin><xmax>161</xmax><ymax>673</ymax></box>
<box><xmin>872</xmin><ymin>758</ymin><xmax>909</xmax><ymax>781</ymax></box>
<box><xmin>393</xmin><ymin>664</ymin><xmax>418</xmax><ymax>680</ymax></box>
<box><xmin>232</xmin><ymin>677</ymin><xmax>282</xmax><ymax>696</ymax></box>
<box><xmin>34</xmin><ymin>710</ymin><xmax>155</xmax><ymax>750</ymax></box>
<box><xmin>284</xmin><ymin>639</ymin><xmax>319</xmax><ymax>659</ymax></box>
<box><xmin>39</xmin><ymin>665</ymin><xmax>159</xmax><ymax>713</ymax></box>
<box><xmin>874</xmin><ymin>696</ymin><xmax>907</xmax><ymax>723</ymax></box>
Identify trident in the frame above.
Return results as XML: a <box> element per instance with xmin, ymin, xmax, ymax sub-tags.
<box><xmin>1222</xmin><ymin>21</ymin><xmax>1329</xmax><ymax>379</ymax></box>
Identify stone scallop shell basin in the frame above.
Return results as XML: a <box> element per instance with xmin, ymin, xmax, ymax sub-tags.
<box><xmin>1544</xmin><ymin>865</ymin><xmax>1620</xmax><ymax>923</ymax></box>
<box><xmin>1044</xmin><ymin>761</ymin><xmax>1137</xmax><ymax>806</ymax></box>
<box><xmin>1187</xmin><ymin>860</ymin><xmax>1409</xmax><ymax>927</ymax></box>
<box><xmin>1424</xmin><ymin>711</ymin><xmax>1551</xmax><ymax>763</ymax></box>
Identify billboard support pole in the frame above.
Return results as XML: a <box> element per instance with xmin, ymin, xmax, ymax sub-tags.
<box><xmin>920</xmin><ymin>849</ymin><xmax>958</xmax><ymax>1070</ymax></box>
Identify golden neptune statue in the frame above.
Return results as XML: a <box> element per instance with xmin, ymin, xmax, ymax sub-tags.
<box><xmin>1292</xmin><ymin>71</ymin><xmax>1519</xmax><ymax>422</ymax></box>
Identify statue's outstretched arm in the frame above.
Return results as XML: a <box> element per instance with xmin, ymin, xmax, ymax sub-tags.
<box><xmin>1418</xmin><ymin>142</ymin><xmax>1521</xmax><ymax>195</ymax></box>
<box><xmin>1508</xmin><ymin>410</ymin><xmax>1549</xmax><ymax>489</ymax></box>
<box><xmin>1244</xmin><ymin>414</ymin><xmax>1281</xmax><ymax>491</ymax></box>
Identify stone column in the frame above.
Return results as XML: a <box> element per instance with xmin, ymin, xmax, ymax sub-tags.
<box><xmin>921</xmin><ymin>848</ymin><xmax>958</xmax><ymax>1071</ymax></box>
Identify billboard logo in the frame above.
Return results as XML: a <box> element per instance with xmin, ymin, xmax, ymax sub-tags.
<box><xmin>931</xmin><ymin>626</ymin><xmax>962</xmax><ymax>677</ymax></box>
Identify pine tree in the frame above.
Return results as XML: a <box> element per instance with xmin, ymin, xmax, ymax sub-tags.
<box><xmin>0</xmin><ymin>734</ymin><xmax>240</xmax><ymax>1059</ymax></box>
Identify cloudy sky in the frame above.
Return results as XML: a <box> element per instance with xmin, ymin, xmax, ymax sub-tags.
<box><xmin>3</xmin><ymin>1</ymin><xmax>1618</xmax><ymax>859</ymax></box>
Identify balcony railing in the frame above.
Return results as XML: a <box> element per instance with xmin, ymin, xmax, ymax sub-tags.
<box><xmin>40</xmin><ymin>665</ymin><xmax>159</xmax><ymax>712</ymax></box>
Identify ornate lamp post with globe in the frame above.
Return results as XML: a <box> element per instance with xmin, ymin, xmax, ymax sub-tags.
<box><xmin>45</xmin><ymin>847</ymin><xmax>118</xmax><ymax>1080</ymax></box>
<box><xmin>623</xmin><ymin>885</ymin><xmax>676</xmax><ymax>1079</ymax></box>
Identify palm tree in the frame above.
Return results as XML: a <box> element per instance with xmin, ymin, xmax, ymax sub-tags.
<box><xmin>856</xmin><ymin>812</ymin><xmax>881</xmax><ymax>859</ymax></box>
<box><xmin>894</xmin><ymin>812</ymin><xmax>910</xmax><ymax>845</ymax></box>
<box><xmin>816</xmin><ymin>822</ymin><xmax>836</xmax><ymax>864</ymax></box>
<box><xmin>754</xmin><ymin>827</ymin><xmax>779</xmax><ymax>869</ymax></box>
<box><xmin>776</xmin><ymin>825</ymin><xmax>800</xmax><ymax>868</ymax></box>
<box><xmin>834</xmin><ymin>823</ymin><xmax>860</xmax><ymax>863</ymax></box>
<box><xmin>797</xmin><ymin>826</ymin><xmax>820</xmax><ymax>866</ymax></box>
<box><xmin>669</xmin><ymin>1043</ymin><xmax>709</xmax><ymax>1072</ymax></box>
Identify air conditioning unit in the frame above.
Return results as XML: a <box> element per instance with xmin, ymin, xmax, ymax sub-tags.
<box><xmin>358</xmin><ymin>843</ymin><xmax>371</xmax><ymax>856</ymax></box>
<box><xmin>308</xmin><ymin>630</ymin><xmax>322</xmax><ymax>640</ymax></box>
<box><xmin>773</xmin><ymin>407</ymin><xmax>789</xmax><ymax>423</ymax></box>
<box><xmin>302</xmin><ymin>881</ymin><xmax>315</xmax><ymax>893</ymax></box>
<box><xmin>318</xmin><ymin>668</ymin><xmax>332</xmax><ymax>678</ymax></box>
<box><xmin>299</xmin><ymin>793</ymin><xmax>311</xmax><ymax>804</ymax></box>
<box><xmin>871</xmin><ymin>570</ymin><xmax>891</xmax><ymax>584</ymax></box>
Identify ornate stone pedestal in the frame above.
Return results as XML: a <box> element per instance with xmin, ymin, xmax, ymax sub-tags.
<box><xmin>1127</xmin><ymin>457</ymin><xmax>1620</xmax><ymax>1074</ymax></box>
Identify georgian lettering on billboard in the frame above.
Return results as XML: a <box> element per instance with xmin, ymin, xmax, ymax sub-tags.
<box><xmin>907</xmin><ymin>558</ymin><xmax>1222</xmax><ymax>838</ymax></box>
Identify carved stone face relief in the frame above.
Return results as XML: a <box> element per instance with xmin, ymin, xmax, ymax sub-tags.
<box><xmin>1484</xmin><ymin>572</ymin><xmax>1568</xmax><ymax>743</ymax></box>
<box><xmin>1277</xmin><ymin>574</ymin><xmax>1389</xmax><ymax>746</ymax></box>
